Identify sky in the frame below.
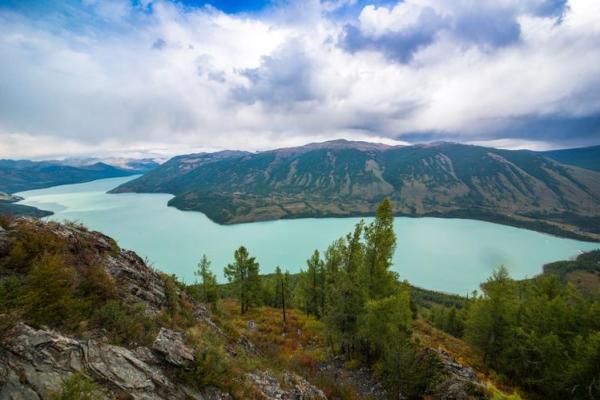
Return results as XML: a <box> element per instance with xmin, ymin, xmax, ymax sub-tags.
<box><xmin>0</xmin><ymin>0</ymin><xmax>599</xmax><ymax>159</ymax></box>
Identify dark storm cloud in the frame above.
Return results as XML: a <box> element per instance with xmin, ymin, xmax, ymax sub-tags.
<box><xmin>233</xmin><ymin>42</ymin><xmax>316</xmax><ymax>107</ymax></box>
<box><xmin>338</xmin><ymin>0</ymin><xmax>571</xmax><ymax>62</ymax></box>
<box><xmin>340</xmin><ymin>6</ymin><xmax>449</xmax><ymax>63</ymax></box>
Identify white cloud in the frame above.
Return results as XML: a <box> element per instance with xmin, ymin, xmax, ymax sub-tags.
<box><xmin>0</xmin><ymin>0</ymin><xmax>599</xmax><ymax>159</ymax></box>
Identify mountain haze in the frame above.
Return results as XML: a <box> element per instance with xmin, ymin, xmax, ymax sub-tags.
<box><xmin>111</xmin><ymin>140</ymin><xmax>600</xmax><ymax>241</ymax></box>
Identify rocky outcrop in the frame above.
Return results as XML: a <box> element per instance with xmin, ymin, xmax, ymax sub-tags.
<box><xmin>427</xmin><ymin>349</ymin><xmax>488</xmax><ymax>400</ymax></box>
<box><xmin>152</xmin><ymin>328</ymin><xmax>194</xmax><ymax>367</ymax></box>
<box><xmin>245</xmin><ymin>371</ymin><xmax>327</xmax><ymax>400</ymax></box>
<box><xmin>0</xmin><ymin>323</ymin><xmax>229</xmax><ymax>400</ymax></box>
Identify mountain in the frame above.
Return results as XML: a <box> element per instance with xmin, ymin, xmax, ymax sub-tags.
<box><xmin>62</xmin><ymin>157</ymin><xmax>162</xmax><ymax>173</ymax></box>
<box><xmin>0</xmin><ymin>160</ymin><xmax>138</xmax><ymax>193</ymax></box>
<box><xmin>542</xmin><ymin>145</ymin><xmax>600</xmax><ymax>171</ymax></box>
<box><xmin>114</xmin><ymin>150</ymin><xmax>250</xmax><ymax>193</ymax></box>
<box><xmin>111</xmin><ymin>140</ymin><xmax>600</xmax><ymax>241</ymax></box>
<box><xmin>0</xmin><ymin>192</ymin><xmax>52</xmax><ymax>218</ymax></box>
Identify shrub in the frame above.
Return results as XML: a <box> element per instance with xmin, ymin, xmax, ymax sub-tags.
<box><xmin>79</xmin><ymin>265</ymin><xmax>117</xmax><ymax>303</ymax></box>
<box><xmin>49</xmin><ymin>373</ymin><xmax>103</xmax><ymax>400</ymax></box>
<box><xmin>179</xmin><ymin>331</ymin><xmax>231</xmax><ymax>389</ymax></box>
<box><xmin>92</xmin><ymin>300</ymin><xmax>157</xmax><ymax>346</ymax></box>
<box><xmin>20</xmin><ymin>254</ymin><xmax>82</xmax><ymax>328</ymax></box>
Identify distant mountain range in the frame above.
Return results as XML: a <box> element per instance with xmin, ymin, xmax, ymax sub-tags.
<box><xmin>111</xmin><ymin>140</ymin><xmax>600</xmax><ymax>241</ymax></box>
<box><xmin>0</xmin><ymin>158</ymin><xmax>159</xmax><ymax>194</ymax></box>
<box><xmin>60</xmin><ymin>157</ymin><xmax>161</xmax><ymax>173</ymax></box>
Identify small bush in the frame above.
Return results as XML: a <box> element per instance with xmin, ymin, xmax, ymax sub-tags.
<box><xmin>20</xmin><ymin>254</ymin><xmax>82</xmax><ymax>328</ymax></box>
<box><xmin>49</xmin><ymin>373</ymin><xmax>103</xmax><ymax>400</ymax></box>
<box><xmin>92</xmin><ymin>300</ymin><xmax>157</xmax><ymax>346</ymax></box>
<box><xmin>179</xmin><ymin>331</ymin><xmax>231</xmax><ymax>389</ymax></box>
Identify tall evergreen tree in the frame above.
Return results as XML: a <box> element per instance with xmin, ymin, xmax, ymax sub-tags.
<box><xmin>224</xmin><ymin>246</ymin><xmax>260</xmax><ymax>314</ymax></box>
<box><xmin>465</xmin><ymin>265</ymin><xmax>516</xmax><ymax>367</ymax></box>
<box><xmin>194</xmin><ymin>254</ymin><xmax>218</xmax><ymax>305</ymax></box>
<box><xmin>362</xmin><ymin>198</ymin><xmax>397</xmax><ymax>299</ymax></box>
<box><xmin>298</xmin><ymin>250</ymin><xmax>324</xmax><ymax>317</ymax></box>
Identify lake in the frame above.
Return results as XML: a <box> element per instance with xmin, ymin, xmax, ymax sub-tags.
<box><xmin>17</xmin><ymin>176</ymin><xmax>598</xmax><ymax>295</ymax></box>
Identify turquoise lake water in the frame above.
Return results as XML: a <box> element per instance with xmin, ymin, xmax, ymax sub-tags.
<box><xmin>17</xmin><ymin>176</ymin><xmax>598</xmax><ymax>295</ymax></box>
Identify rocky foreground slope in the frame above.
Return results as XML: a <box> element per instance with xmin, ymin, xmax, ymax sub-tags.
<box><xmin>0</xmin><ymin>219</ymin><xmax>494</xmax><ymax>399</ymax></box>
<box><xmin>111</xmin><ymin>140</ymin><xmax>600</xmax><ymax>241</ymax></box>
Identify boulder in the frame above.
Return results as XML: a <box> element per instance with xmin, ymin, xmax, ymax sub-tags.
<box><xmin>426</xmin><ymin>349</ymin><xmax>488</xmax><ymax>400</ymax></box>
<box><xmin>152</xmin><ymin>328</ymin><xmax>194</xmax><ymax>367</ymax></box>
<box><xmin>0</xmin><ymin>323</ymin><xmax>228</xmax><ymax>400</ymax></box>
<box><xmin>246</xmin><ymin>370</ymin><xmax>327</xmax><ymax>400</ymax></box>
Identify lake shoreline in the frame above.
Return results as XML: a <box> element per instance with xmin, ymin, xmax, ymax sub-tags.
<box><xmin>166</xmin><ymin>199</ymin><xmax>600</xmax><ymax>243</ymax></box>
<box><xmin>15</xmin><ymin>176</ymin><xmax>599</xmax><ymax>295</ymax></box>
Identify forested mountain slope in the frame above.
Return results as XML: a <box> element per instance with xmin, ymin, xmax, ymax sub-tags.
<box><xmin>543</xmin><ymin>145</ymin><xmax>600</xmax><ymax>172</ymax></box>
<box><xmin>112</xmin><ymin>140</ymin><xmax>600</xmax><ymax>241</ymax></box>
<box><xmin>0</xmin><ymin>160</ymin><xmax>136</xmax><ymax>193</ymax></box>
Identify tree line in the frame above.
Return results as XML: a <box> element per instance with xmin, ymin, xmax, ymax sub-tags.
<box><xmin>191</xmin><ymin>200</ymin><xmax>600</xmax><ymax>399</ymax></box>
<box><xmin>192</xmin><ymin>199</ymin><xmax>429</xmax><ymax>398</ymax></box>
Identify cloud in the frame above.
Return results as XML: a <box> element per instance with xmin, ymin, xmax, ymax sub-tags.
<box><xmin>0</xmin><ymin>0</ymin><xmax>598</xmax><ymax>159</ymax></box>
<box><xmin>234</xmin><ymin>40</ymin><xmax>317</xmax><ymax>107</ymax></box>
<box><xmin>341</xmin><ymin>5</ymin><xmax>449</xmax><ymax>63</ymax></box>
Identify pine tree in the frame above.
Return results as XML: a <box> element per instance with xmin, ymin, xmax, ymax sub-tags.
<box><xmin>274</xmin><ymin>266</ymin><xmax>290</xmax><ymax>325</ymax></box>
<box><xmin>465</xmin><ymin>265</ymin><xmax>516</xmax><ymax>367</ymax></box>
<box><xmin>194</xmin><ymin>254</ymin><xmax>218</xmax><ymax>305</ymax></box>
<box><xmin>298</xmin><ymin>250</ymin><xmax>324</xmax><ymax>318</ymax></box>
<box><xmin>224</xmin><ymin>246</ymin><xmax>260</xmax><ymax>314</ymax></box>
<box><xmin>362</xmin><ymin>198</ymin><xmax>396</xmax><ymax>299</ymax></box>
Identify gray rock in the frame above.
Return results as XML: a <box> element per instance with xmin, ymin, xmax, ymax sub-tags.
<box><xmin>246</xmin><ymin>370</ymin><xmax>327</xmax><ymax>400</ymax></box>
<box><xmin>0</xmin><ymin>323</ymin><xmax>229</xmax><ymax>400</ymax></box>
<box><xmin>152</xmin><ymin>328</ymin><xmax>194</xmax><ymax>367</ymax></box>
<box><xmin>427</xmin><ymin>349</ymin><xmax>488</xmax><ymax>400</ymax></box>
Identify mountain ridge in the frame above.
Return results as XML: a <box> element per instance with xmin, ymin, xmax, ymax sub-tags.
<box><xmin>110</xmin><ymin>140</ymin><xmax>600</xmax><ymax>241</ymax></box>
<box><xmin>0</xmin><ymin>160</ymin><xmax>143</xmax><ymax>194</ymax></box>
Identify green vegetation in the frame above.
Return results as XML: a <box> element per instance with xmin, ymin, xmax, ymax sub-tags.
<box><xmin>0</xmin><ymin>159</ymin><xmax>135</xmax><ymax>193</ymax></box>
<box><xmin>0</xmin><ymin>219</ymin><xmax>158</xmax><ymax>345</ymax></box>
<box><xmin>112</xmin><ymin>140</ymin><xmax>600</xmax><ymax>241</ymax></box>
<box><xmin>49</xmin><ymin>373</ymin><xmax>103</xmax><ymax>400</ymax></box>
<box><xmin>224</xmin><ymin>246</ymin><xmax>261</xmax><ymax>314</ymax></box>
<box><xmin>424</xmin><ymin>262</ymin><xmax>600</xmax><ymax>400</ymax></box>
<box><xmin>191</xmin><ymin>254</ymin><xmax>219</xmax><ymax>305</ymax></box>
<box><xmin>543</xmin><ymin>145</ymin><xmax>600</xmax><ymax>172</ymax></box>
<box><xmin>293</xmin><ymin>198</ymin><xmax>434</xmax><ymax>398</ymax></box>
<box><xmin>3</xmin><ymin>204</ymin><xmax>599</xmax><ymax>399</ymax></box>
<box><xmin>0</xmin><ymin>201</ymin><xmax>53</xmax><ymax>219</ymax></box>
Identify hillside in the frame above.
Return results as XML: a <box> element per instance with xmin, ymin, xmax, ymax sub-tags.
<box><xmin>0</xmin><ymin>160</ymin><xmax>137</xmax><ymax>193</ymax></box>
<box><xmin>0</xmin><ymin>217</ymin><xmax>520</xmax><ymax>400</ymax></box>
<box><xmin>111</xmin><ymin>140</ymin><xmax>600</xmax><ymax>241</ymax></box>
<box><xmin>0</xmin><ymin>192</ymin><xmax>52</xmax><ymax>219</ymax></box>
<box><xmin>543</xmin><ymin>145</ymin><xmax>600</xmax><ymax>172</ymax></box>
<box><xmin>543</xmin><ymin>250</ymin><xmax>600</xmax><ymax>296</ymax></box>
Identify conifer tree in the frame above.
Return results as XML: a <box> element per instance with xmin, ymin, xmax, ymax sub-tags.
<box><xmin>298</xmin><ymin>250</ymin><xmax>324</xmax><ymax>317</ymax></box>
<box><xmin>224</xmin><ymin>246</ymin><xmax>260</xmax><ymax>314</ymax></box>
<box><xmin>362</xmin><ymin>198</ymin><xmax>397</xmax><ymax>299</ymax></box>
<box><xmin>274</xmin><ymin>266</ymin><xmax>290</xmax><ymax>324</ymax></box>
<box><xmin>194</xmin><ymin>254</ymin><xmax>218</xmax><ymax>305</ymax></box>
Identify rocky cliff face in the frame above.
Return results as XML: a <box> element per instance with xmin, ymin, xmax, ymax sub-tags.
<box><xmin>0</xmin><ymin>323</ymin><xmax>227</xmax><ymax>400</ymax></box>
